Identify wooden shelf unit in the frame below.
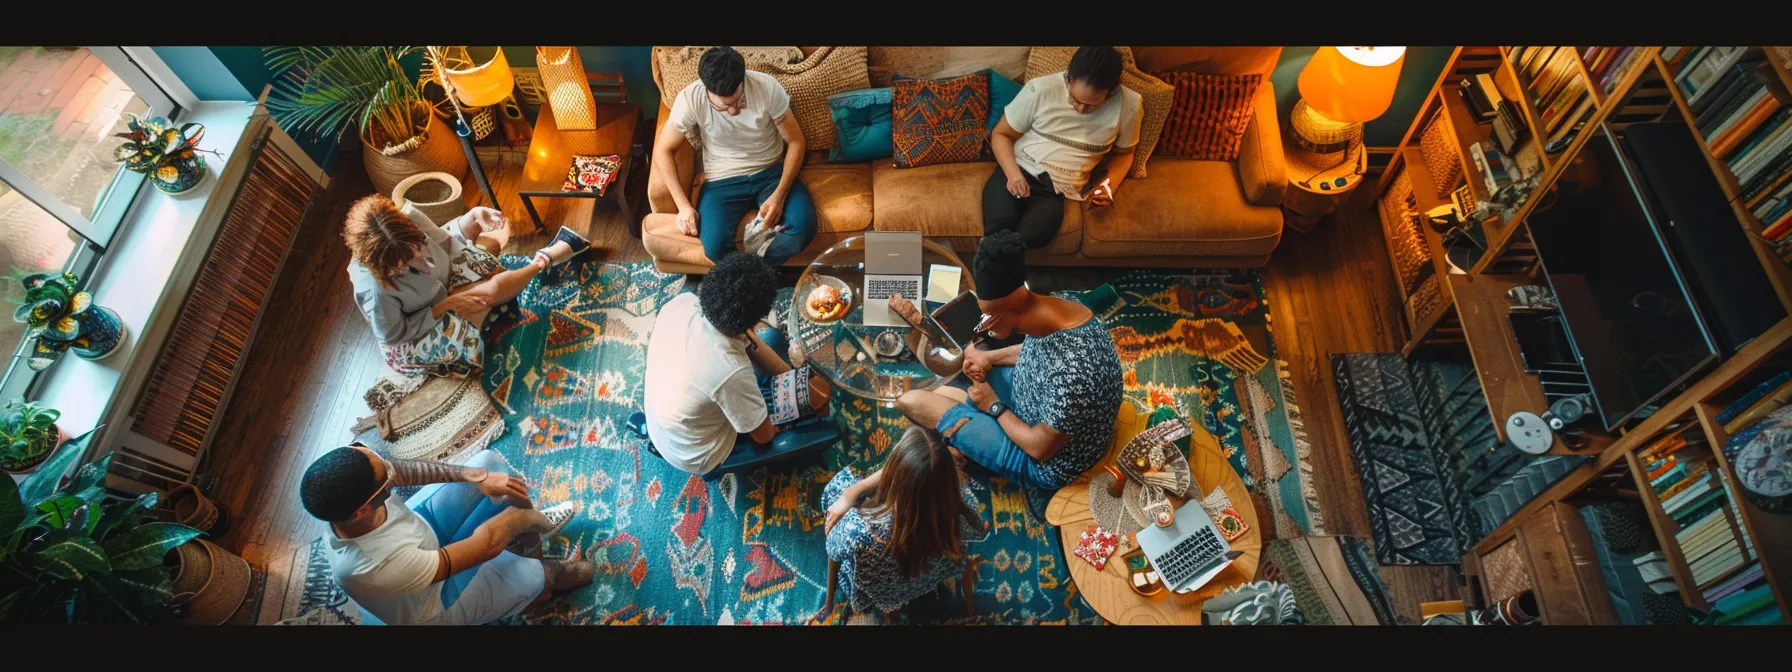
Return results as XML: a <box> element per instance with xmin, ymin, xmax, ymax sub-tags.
<box><xmin>1382</xmin><ymin>45</ymin><xmax>1792</xmax><ymax>624</ymax></box>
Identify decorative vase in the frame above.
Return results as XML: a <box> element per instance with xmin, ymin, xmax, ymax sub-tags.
<box><xmin>70</xmin><ymin>305</ymin><xmax>128</xmax><ymax>362</ymax></box>
<box><xmin>152</xmin><ymin>151</ymin><xmax>207</xmax><ymax>195</ymax></box>
<box><xmin>392</xmin><ymin>171</ymin><xmax>468</xmax><ymax>227</ymax></box>
<box><xmin>362</xmin><ymin>101</ymin><xmax>470</xmax><ymax>199</ymax></box>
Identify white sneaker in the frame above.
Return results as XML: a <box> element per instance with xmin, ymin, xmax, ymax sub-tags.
<box><xmin>538</xmin><ymin>501</ymin><xmax>579</xmax><ymax>538</ymax></box>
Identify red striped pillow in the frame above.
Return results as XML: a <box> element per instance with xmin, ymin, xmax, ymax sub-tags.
<box><xmin>1152</xmin><ymin>71</ymin><xmax>1263</xmax><ymax>161</ymax></box>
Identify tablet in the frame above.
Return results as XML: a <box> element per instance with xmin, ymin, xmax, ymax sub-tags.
<box><xmin>930</xmin><ymin>291</ymin><xmax>982</xmax><ymax>351</ymax></box>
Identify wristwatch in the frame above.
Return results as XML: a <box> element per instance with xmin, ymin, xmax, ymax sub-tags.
<box><xmin>985</xmin><ymin>401</ymin><xmax>1007</xmax><ymax>418</ymax></box>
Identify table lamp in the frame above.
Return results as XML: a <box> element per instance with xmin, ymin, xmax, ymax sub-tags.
<box><xmin>427</xmin><ymin>46</ymin><xmax>519</xmax><ymax>211</ymax></box>
<box><xmin>1293</xmin><ymin>46</ymin><xmax>1406</xmax><ymax>173</ymax></box>
<box><xmin>537</xmin><ymin>47</ymin><xmax>598</xmax><ymax>131</ymax></box>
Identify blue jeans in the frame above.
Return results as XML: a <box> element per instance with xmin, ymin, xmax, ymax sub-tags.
<box><xmin>703</xmin><ymin>326</ymin><xmax>837</xmax><ymax>478</ymax></box>
<box><xmin>936</xmin><ymin>367</ymin><xmax>1064</xmax><ymax>490</ymax></box>
<box><xmin>697</xmin><ymin>164</ymin><xmax>817</xmax><ymax>265</ymax></box>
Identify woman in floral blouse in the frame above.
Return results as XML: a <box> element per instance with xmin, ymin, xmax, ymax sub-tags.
<box><xmin>819</xmin><ymin>426</ymin><xmax>989</xmax><ymax>615</ymax></box>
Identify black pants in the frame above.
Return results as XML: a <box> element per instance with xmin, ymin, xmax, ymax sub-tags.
<box><xmin>982</xmin><ymin>166</ymin><xmax>1064</xmax><ymax>249</ymax></box>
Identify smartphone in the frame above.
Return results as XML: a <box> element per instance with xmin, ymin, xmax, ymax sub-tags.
<box><xmin>930</xmin><ymin>291</ymin><xmax>983</xmax><ymax>351</ymax></box>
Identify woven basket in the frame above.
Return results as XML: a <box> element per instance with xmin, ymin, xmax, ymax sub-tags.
<box><xmin>393</xmin><ymin>171</ymin><xmax>468</xmax><ymax>227</ymax></box>
<box><xmin>361</xmin><ymin>101</ymin><xmax>470</xmax><ymax>199</ymax></box>
<box><xmin>1419</xmin><ymin>109</ymin><xmax>1463</xmax><ymax>199</ymax></box>
<box><xmin>168</xmin><ymin>483</ymin><xmax>222</xmax><ymax>533</ymax></box>
<box><xmin>170</xmin><ymin>539</ymin><xmax>252</xmax><ymax>626</ymax></box>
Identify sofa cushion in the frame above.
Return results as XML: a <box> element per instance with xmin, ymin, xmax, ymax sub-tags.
<box><xmin>651</xmin><ymin>46</ymin><xmax>870</xmax><ymax>151</ymax></box>
<box><xmin>1131</xmin><ymin>47</ymin><xmax>1282</xmax><ymax>79</ymax></box>
<box><xmin>1153</xmin><ymin>70</ymin><xmax>1264</xmax><ymax>161</ymax></box>
<box><xmin>870</xmin><ymin>161</ymin><xmax>996</xmax><ymax>237</ymax></box>
<box><xmin>828</xmin><ymin>87</ymin><xmax>893</xmax><ymax>162</ymax></box>
<box><xmin>985</xmin><ymin>68</ymin><xmax>1023</xmax><ymax>136</ymax></box>
<box><xmin>1080</xmin><ymin>158</ymin><xmax>1282</xmax><ymax>258</ymax></box>
<box><xmin>868</xmin><ymin>47</ymin><xmax>1031</xmax><ymax>87</ymax></box>
<box><xmin>1023</xmin><ymin>47</ymin><xmax>1174</xmax><ymax>180</ymax></box>
<box><xmin>891</xmin><ymin>73</ymin><xmax>990</xmax><ymax>168</ymax></box>
<box><xmin>797</xmin><ymin>162</ymin><xmax>875</xmax><ymax>234</ymax></box>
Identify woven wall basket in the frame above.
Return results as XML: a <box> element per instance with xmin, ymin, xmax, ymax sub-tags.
<box><xmin>361</xmin><ymin>101</ymin><xmax>470</xmax><ymax>198</ymax></box>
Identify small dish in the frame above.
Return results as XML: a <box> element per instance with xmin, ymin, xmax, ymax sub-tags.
<box><xmin>801</xmin><ymin>275</ymin><xmax>854</xmax><ymax>324</ymax></box>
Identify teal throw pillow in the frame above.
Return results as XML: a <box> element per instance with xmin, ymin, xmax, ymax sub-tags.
<box><xmin>986</xmin><ymin>69</ymin><xmax>1023</xmax><ymax>134</ymax></box>
<box><xmin>827</xmin><ymin>87</ymin><xmax>893</xmax><ymax>162</ymax></box>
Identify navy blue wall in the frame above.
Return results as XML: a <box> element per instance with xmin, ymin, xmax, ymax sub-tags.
<box><xmin>1270</xmin><ymin>46</ymin><xmax>1452</xmax><ymax>149</ymax></box>
<box><xmin>500</xmin><ymin>46</ymin><xmax>658</xmax><ymax>114</ymax></box>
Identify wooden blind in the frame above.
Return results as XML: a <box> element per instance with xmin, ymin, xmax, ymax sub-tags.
<box><xmin>130</xmin><ymin>135</ymin><xmax>314</xmax><ymax>456</ymax></box>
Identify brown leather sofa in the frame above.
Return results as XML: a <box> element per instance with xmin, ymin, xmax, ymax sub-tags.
<box><xmin>643</xmin><ymin>47</ymin><xmax>1286</xmax><ymax>275</ymax></box>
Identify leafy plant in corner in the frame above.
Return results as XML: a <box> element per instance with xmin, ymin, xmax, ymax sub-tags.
<box><xmin>262</xmin><ymin>46</ymin><xmax>426</xmax><ymax>151</ymax></box>
<box><xmin>0</xmin><ymin>399</ymin><xmax>60</xmax><ymax>474</ymax></box>
<box><xmin>0</xmin><ymin>428</ymin><xmax>204</xmax><ymax>624</ymax></box>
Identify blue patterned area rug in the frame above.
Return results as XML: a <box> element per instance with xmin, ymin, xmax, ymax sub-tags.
<box><xmin>285</xmin><ymin>263</ymin><xmax>1319</xmax><ymax>625</ymax></box>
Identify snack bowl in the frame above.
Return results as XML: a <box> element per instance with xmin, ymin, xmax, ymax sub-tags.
<box><xmin>800</xmin><ymin>275</ymin><xmax>854</xmax><ymax>324</ymax></box>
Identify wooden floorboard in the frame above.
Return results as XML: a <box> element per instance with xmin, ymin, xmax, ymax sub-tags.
<box><xmin>202</xmin><ymin>151</ymin><xmax>1456</xmax><ymax>624</ymax></box>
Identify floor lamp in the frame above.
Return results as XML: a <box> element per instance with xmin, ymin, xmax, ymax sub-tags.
<box><xmin>1291</xmin><ymin>46</ymin><xmax>1406</xmax><ymax>185</ymax></box>
<box><xmin>426</xmin><ymin>46</ymin><xmax>510</xmax><ymax>210</ymax></box>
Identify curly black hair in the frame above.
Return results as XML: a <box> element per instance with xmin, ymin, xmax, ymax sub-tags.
<box><xmin>1067</xmin><ymin>46</ymin><xmax>1124</xmax><ymax>95</ymax></box>
<box><xmin>974</xmin><ymin>230</ymin><xmax>1029</xmax><ymax>299</ymax></box>
<box><xmin>300</xmin><ymin>446</ymin><xmax>378</xmax><ymax>522</ymax></box>
<box><xmin>701</xmin><ymin>252</ymin><xmax>778</xmax><ymax>337</ymax></box>
<box><xmin>699</xmin><ymin>47</ymin><xmax>747</xmax><ymax>97</ymax></box>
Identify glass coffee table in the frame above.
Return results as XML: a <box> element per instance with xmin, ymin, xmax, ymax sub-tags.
<box><xmin>788</xmin><ymin>234</ymin><xmax>976</xmax><ymax>404</ymax></box>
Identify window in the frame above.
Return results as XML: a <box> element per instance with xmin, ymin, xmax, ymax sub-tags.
<box><xmin>0</xmin><ymin>47</ymin><xmax>179</xmax><ymax>400</ymax></box>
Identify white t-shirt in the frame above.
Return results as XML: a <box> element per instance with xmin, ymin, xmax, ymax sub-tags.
<box><xmin>327</xmin><ymin>498</ymin><xmax>443</xmax><ymax>625</ymax></box>
<box><xmin>668</xmin><ymin>70</ymin><xmax>793</xmax><ymax>183</ymax></box>
<box><xmin>1004</xmin><ymin>72</ymin><xmax>1143</xmax><ymax>200</ymax></box>
<box><xmin>643</xmin><ymin>292</ymin><xmax>767</xmax><ymax>474</ymax></box>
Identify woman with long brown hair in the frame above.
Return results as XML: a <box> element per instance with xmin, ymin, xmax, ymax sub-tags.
<box><xmin>819</xmin><ymin>425</ymin><xmax>988</xmax><ymax>615</ymax></box>
<box><xmin>344</xmin><ymin>195</ymin><xmax>589</xmax><ymax>377</ymax></box>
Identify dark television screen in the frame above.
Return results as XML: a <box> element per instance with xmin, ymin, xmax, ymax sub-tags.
<box><xmin>1524</xmin><ymin>128</ymin><xmax>1719</xmax><ymax>430</ymax></box>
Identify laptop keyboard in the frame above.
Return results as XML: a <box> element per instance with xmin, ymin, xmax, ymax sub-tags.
<box><xmin>866</xmin><ymin>278</ymin><xmax>919</xmax><ymax>299</ymax></box>
<box><xmin>1156</xmin><ymin>526</ymin><xmax>1225</xmax><ymax>586</ymax></box>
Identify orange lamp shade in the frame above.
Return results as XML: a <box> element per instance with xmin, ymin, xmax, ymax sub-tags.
<box><xmin>1297</xmin><ymin>46</ymin><xmax>1406</xmax><ymax>124</ymax></box>
<box><xmin>537</xmin><ymin>46</ymin><xmax>597</xmax><ymax>131</ymax></box>
<box><xmin>444</xmin><ymin>47</ymin><xmax>514</xmax><ymax>108</ymax></box>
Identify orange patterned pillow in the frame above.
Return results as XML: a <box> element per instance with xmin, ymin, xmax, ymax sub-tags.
<box><xmin>1152</xmin><ymin>71</ymin><xmax>1263</xmax><ymax>161</ymax></box>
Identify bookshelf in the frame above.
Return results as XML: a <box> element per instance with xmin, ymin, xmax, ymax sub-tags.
<box><xmin>1379</xmin><ymin>46</ymin><xmax>1792</xmax><ymax>625</ymax></box>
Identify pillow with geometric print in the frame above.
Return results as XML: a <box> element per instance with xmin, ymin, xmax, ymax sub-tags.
<box><xmin>890</xmin><ymin>72</ymin><xmax>989</xmax><ymax>168</ymax></box>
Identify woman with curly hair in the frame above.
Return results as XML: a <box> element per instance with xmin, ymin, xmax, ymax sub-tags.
<box><xmin>344</xmin><ymin>196</ymin><xmax>590</xmax><ymax>377</ymax></box>
<box><xmin>890</xmin><ymin>230</ymin><xmax>1123</xmax><ymax>491</ymax></box>
<box><xmin>818</xmin><ymin>425</ymin><xmax>988</xmax><ymax>616</ymax></box>
<box><xmin>640</xmin><ymin>252</ymin><xmax>835</xmax><ymax>477</ymax></box>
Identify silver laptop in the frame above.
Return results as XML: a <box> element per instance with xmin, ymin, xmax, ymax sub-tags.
<box><xmin>861</xmin><ymin>232</ymin><xmax>924</xmax><ymax>327</ymax></box>
<box><xmin>1136</xmin><ymin>499</ymin><xmax>1242</xmax><ymax>593</ymax></box>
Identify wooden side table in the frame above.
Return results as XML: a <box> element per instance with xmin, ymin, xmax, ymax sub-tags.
<box><xmin>1280</xmin><ymin>142</ymin><xmax>1366</xmax><ymax>234</ymax></box>
<box><xmin>1045</xmin><ymin>402</ymin><xmax>1261</xmax><ymax>625</ymax></box>
<box><xmin>518</xmin><ymin>102</ymin><xmax>640</xmax><ymax>237</ymax></box>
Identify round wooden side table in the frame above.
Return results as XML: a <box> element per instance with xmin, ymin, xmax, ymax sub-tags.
<box><xmin>1281</xmin><ymin>141</ymin><xmax>1366</xmax><ymax>234</ymax></box>
<box><xmin>1045</xmin><ymin>402</ymin><xmax>1261</xmax><ymax>625</ymax></box>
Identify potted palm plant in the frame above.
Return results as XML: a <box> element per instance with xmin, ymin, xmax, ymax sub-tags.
<box><xmin>0</xmin><ymin>399</ymin><xmax>64</xmax><ymax>474</ymax></box>
<box><xmin>0</xmin><ymin>430</ymin><xmax>209</xmax><ymax>624</ymax></box>
<box><xmin>6</xmin><ymin>270</ymin><xmax>127</xmax><ymax>370</ymax></box>
<box><xmin>263</xmin><ymin>46</ymin><xmax>468</xmax><ymax>196</ymax></box>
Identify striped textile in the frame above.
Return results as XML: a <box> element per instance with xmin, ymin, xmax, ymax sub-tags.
<box><xmin>1262</xmin><ymin>536</ymin><xmax>1398</xmax><ymax>625</ymax></box>
<box><xmin>1151</xmin><ymin>71</ymin><xmax>1262</xmax><ymax>162</ymax></box>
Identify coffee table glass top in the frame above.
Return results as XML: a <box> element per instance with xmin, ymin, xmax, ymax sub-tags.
<box><xmin>788</xmin><ymin>235</ymin><xmax>976</xmax><ymax>403</ymax></box>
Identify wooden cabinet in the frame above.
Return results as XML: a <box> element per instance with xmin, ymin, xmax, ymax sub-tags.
<box><xmin>1469</xmin><ymin>501</ymin><xmax>1619</xmax><ymax>624</ymax></box>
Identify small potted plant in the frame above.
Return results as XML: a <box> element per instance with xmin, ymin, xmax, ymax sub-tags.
<box><xmin>7</xmin><ymin>271</ymin><xmax>127</xmax><ymax>370</ymax></box>
<box><xmin>0</xmin><ymin>399</ymin><xmax>63</xmax><ymax>474</ymax></box>
<box><xmin>113</xmin><ymin>113</ymin><xmax>214</xmax><ymax>195</ymax></box>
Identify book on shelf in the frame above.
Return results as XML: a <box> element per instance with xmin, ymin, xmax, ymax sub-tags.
<box><xmin>1723</xmin><ymin>376</ymin><xmax>1792</xmax><ymax>433</ymax></box>
<box><xmin>1680</xmin><ymin>516</ymin><xmax>1736</xmax><ymax>559</ymax></box>
<box><xmin>1675</xmin><ymin>506</ymin><xmax>1729</xmax><ymax>541</ymax></box>
<box><xmin>1717</xmin><ymin>371</ymin><xmax>1792</xmax><ymax>423</ymax></box>
<box><xmin>1766</xmin><ymin>209</ymin><xmax>1792</xmax><ymax>242</ymax></box>
<box><xmin>1711</xmin><ymin>582</ymin><xmax>1777</xmax><ymax>621</ymax></box>
<box><xmin>1641</xmin><ymin>432</ymin><xmax>1690</xmax><ymax>462</ymax></box>
<box><xmin>1586</xmin><ymin>47</ymin><xmax>1617</xmax><ymax>79</ymax></box>
<box><xmin>1691</xmin><ymin>545</ymin><xmax>1745</xmax><ymax>583</ymax></box>
<box><xmin>1746</xmin><ymin>154</ymin><xmax>1792</xmax><ymax>211</ymax></box>
<box><xmin>1521</xmin><ymin>46</ymin><xmax>1559</xmax><ymax>83</ymax></box>
<box><xmin>1728</xmin><ymin>604</ymin><xmax>1785</xmax><ymax>626</ymax></box>
<box><xmin>1710</xmin><ymin>91</ymin><xmax>1782</xmax><ymax>157</ymax></box>
<box><xmin>1663</xmin><ymin>474</ymin><xmax>1717</xmax><ymax>512</ymax></box>
<box><xmin>1732</xmin><ymin>108</ymin><xmax>1792</xmax><ymax>171</ymax></box>
<box><xmin>1600</xmin><ymin>47</ymin><xmax>1642</xmax><ymax>94</ymax></box>
<box><xmin>1735</xmin><ymin>120</ymin><xmax>1792</xmax><ymax>187</ymax></box>
<box><xmin>1683</xmin><ymin>47</ymin><xmax>1752</xmax><ymax>103</ymax></box>
<box><xmin>1702</xmin><ymin>564</ymin><xmax>1765</xmax><ymax>603</ymax></box>
<box><xmin>1689</xmin><ymin>52</ymin><xmax>1767</xmax><ymax>117</ymax></box>
<box><xmin>1672</xmin><ymin>491</ymin><xmax>1730</xmax><ymax>526</ymax></box>
<box><xmin>1547</xmin><ymin>95</ymin><xmax>1598</xmax><ymax>146</ymax></box>
<box><xmin>1649</xmin><ymin>461</ymin><xmax>1697</xmax><ymax>490</ymax></box>
<box><xmin>1676</xmin><ymin>47</ymin><xmax>1714</xmax><ymax>79</ymax></box>
<box><xmin>1542</xmin><ymin>79</ymin><xmax>1590</xmax><ymax>134</ymax></box>
<box><xmin>1663</xmin><ymin>47</ymin><xmax>1687</xmax><ymax>66</ymax></box>
<box><xmin>1530</xmin><ymin>49</ymin><xmax>1578</xmax><ymax>105</ymax></box>
<box><xmin>1638</xmin><ymin>561</ymin><xmax>1676</xmax><ymax>585</ymax></box>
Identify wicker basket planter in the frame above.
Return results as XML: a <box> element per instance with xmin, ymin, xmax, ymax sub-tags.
<box><xmin>361</xmin><ymin>101</ymin><xmax>469</xmax><ymax>198</ymax></box>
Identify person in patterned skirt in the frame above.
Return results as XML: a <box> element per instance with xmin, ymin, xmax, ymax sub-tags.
<box><xmin>344</xmin><ymin>195</ymin><xmax>590</xmax><ymax>377</ymax></box>
<box><xmin>890</xmin><ymin>230</ymin><xmax>1124</xmax><ymax>491</ymax></box>
<box><xmin>818</xmin><ymin>425</ymin><xmax>988</xmax><ymax>615</ymax></box>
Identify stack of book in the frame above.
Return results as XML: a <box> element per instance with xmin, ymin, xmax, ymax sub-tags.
<box><xmin>1690</xmin><ymin>371</ymin><xmax>1789</xmax><ymax>625</ymax></box>
<box><xmin>1672</xmin><ymin>48</ymin><xmax>1792</xmax><ymax>242</ymax></box>
<box><xmin>1639</xmin><ymin>431</ymin><xmax>1751</xmax><ymax>592</ymax></box>
<box><xmin>1584</xmin><ymin>47</ymin><xmax>1647</xmax><ymax>95</ymax></box>
<box><xmin>1511</xmin><ymin>47</ymin><xmax>1595</xmax><ymax>145</ymax></box>
<box><xmin>1702</xmin><ymin>563</ymin><xmax>1783</xmax><ymax>625</ymax></box>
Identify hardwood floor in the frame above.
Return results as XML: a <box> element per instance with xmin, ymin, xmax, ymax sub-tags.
<box><xmin>201</xmin><ymin>150</ymin><xmax>1455</xmax><ymax>625</ymax></box>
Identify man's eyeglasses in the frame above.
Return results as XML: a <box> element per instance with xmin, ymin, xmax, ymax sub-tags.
<box><xmin>707</xmin><ymin>86</ymin><xmax>746</xmax><ymax>113</ymax></box>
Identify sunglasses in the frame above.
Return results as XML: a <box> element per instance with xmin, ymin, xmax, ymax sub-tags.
<box><xmin>353</xmin><ymin>445</ymin><xmax>395</xmax><ymax>513</ymax></box>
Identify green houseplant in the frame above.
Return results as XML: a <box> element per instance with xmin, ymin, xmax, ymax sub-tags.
<box><xmin>263</xmin><ymin>46</ymin><xmax>467</xmax><ymax>196</ymax></box>
<box><xmin>112</xmin><ymin>113</ymin><xmax>215</xmax><ymax>195</ymax></box>
<box><xmin>0</xmin><ymin>429</ymin><xmax>204</xmax><ymax>624</ymax></box>
<box><xmin>6</xmin><ymin>270</ymin><xmax>127</xmax><ymax>371</ymax></box>
<box><xmin>0</xmin><ymin>399</ymin><xmax>63</xmax><ymax>474</ymax></box>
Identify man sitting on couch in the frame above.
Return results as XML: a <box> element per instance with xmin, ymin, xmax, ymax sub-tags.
<box><xmin>652</xmin><ymin>46</ymin><xmax>817</xmax><ymax>264</ymax></box>
<box><xmin>985</xmin><ymin>46</ymin><xmax>1142</xmax><ymax>249</ymax></box>
<box><xmin>641</xmin><ymin>252</ymin><xmax>837</xmax><ymax>477</ymax></box>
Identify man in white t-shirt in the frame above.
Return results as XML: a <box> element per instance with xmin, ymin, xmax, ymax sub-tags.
<box><xmin>642</xmin><ymin>252</ymin><xmax>835</xmax><ymax>476</ymax></box>
<box><xmin>986</xmin><ymin>46</ymin><xmax>1143</xmax><ymax>249</ymax></box>
<box><xmin>300</xmin><ymin>445</ymin><xmax>591</xmax><ymax>625</ymax></box>
<box><xmin>653</xmin><ymin>46</ymin><xmax>817</xmax><ymax>265</ymax></box>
